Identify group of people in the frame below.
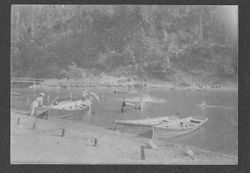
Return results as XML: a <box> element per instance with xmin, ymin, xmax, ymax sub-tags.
<box><xmin>30</xmin><ymin>90</ymin><xmax>92</xmax><ymax>117</ymax></box>
<box><xmin>30</xmin><ymin>90</ymin><xmax>143</xmax><ymax>117</ymax></box>
<box><xmin>121</xmin><ymin>97</ymin><xmax>144</xmax><ymax>113</ymax></box>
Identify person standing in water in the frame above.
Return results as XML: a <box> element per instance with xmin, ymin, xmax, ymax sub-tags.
<box><xmin>121</xmin><ymin>97</ymin><xmax>127</xmax><ymax>113</ymax></box>
<box><xmin>82</xmin><ymin>90</ymin><xmax>88</xmax><ymax>101</ymax></box>
<box><xmin>135</xmin><ymin>98</ymin><xmax>144</xmax><ymax>110</ymax></box>
<box><xmin>30</xmin><ymin>93</ymin><xmax>45</xmax><ymax>116</ymax></box>
<box><xmin>81</xmin><ymin>90</ymin><xmax>92</xmax><ymax>108</ymax></box>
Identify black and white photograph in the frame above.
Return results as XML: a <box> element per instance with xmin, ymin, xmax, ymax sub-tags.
<box><xmin>10</xmin><ymin>5</ymin><xmax>238</xmax><ymax>164</ymax></box>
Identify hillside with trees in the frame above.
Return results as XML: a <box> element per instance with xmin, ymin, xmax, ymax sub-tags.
<box><xmin>11</xmin><ymin>5</ymin><xmax>238</xmax><ymax>87</ymax></box>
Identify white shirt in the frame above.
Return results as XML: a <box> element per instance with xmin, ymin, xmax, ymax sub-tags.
<box><xmin>34</xmin><ymin>96</ymin><xmax>43</xmax><ymax>106</ymax></box>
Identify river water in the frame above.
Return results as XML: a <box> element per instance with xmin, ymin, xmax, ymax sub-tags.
<box><xmin>11</xmin><ymin>86</ymin><xmax>238</xmax><ymax>156</ymax></box>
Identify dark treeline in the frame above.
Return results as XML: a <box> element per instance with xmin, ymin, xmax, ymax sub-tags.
<box><xmin>11</xmin><ymin>5</ymin><xmax>237</xmax><ymax>83</ymax></box>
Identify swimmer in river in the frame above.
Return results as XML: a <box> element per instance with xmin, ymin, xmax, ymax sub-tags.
<box><xmin>135</xmin><ymin>97</ymin><xmax>143</xmax><ymax>110</ymax></box>
<box><xmin>121</xmin><ymin>97</ymin><xmax>127</xmax><ymax>113</ymax></box>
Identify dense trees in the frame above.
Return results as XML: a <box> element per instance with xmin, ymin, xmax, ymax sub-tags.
<box><xmin>11</xmin><ymin>5</ymin><xmax>237</xmax><ymax>83</ymax></box>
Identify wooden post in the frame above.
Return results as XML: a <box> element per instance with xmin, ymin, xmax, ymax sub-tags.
<box><xmin>111</xmin><ymin>123</ymin><xmax>117</xmax><ymax>131</ymax></box>
<box><xmin>47</xmin><ymin>95</ymin><xmax>50</xmax><ymax>104</ymax></box>
<box><xmin>17</xmin><ymin>117</ymin><xmax>20</xmax><ymax>125</ymax></box>
<box><xmin>61</xmin><ymin>128</ymin><xmax>65</xmax><ymax>137</ymax></box>
<box><xmin>70</xmin><ymin>92</ymin><xmax>73</xmax><ymax>101</ymax></box>
<box><xmin>141</xmin><ymin>146</ymin><xmax>145</xmax><ymax>160</ymax></box>
<box><xmin>32</xmin><ymin>122</ymin><xmax>36</xmax><ymax>130</ymax></box>
<box><xmin>26</xmin><ymin>97</ymin><xmax>30</xmax><ymax>106</ymax></box>
<box><xmin>94</xmin><ymin>138</ymin><xmax>97</xmax><ymax>146</ymax></box>
<box><xmin>152</xmin><ymin>126</ymin><xmax>154</xmax><ymax>139</ymax></box>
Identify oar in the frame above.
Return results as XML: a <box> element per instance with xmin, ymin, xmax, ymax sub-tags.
<box><xmin>126</xmin><ymin>102</ymin><xmax>136</xmax><ymax>107</ymax></box>
<box><xmin>206</xmin><ymin>105</ymin><xmax>236</xmax><ymax>109</ymax></box>
<box><xmin>89</xmin><ymin>91</ymin><xmax>100</xmax><ymax>102</ymax></box>
<box><xmin>197</xmin><ymin>100</ymin><xmax>236</xmax><ymax>111</ymax></box>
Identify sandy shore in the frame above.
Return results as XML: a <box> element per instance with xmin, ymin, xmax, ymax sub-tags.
<box><xmin>11</xmin><ymin>111</ymin><xmax>237</xmax><ymax>164</ymax></box>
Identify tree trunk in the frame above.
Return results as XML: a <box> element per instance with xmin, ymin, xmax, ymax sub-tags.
<box><xmin>16</xmin><ymin>8</ymin><xmax>20</xmax><ymax>40</ymax></box>
<box><xmin>31</xmin><ymin>6</ymin><xmax>34</xmax><ymax>38</ymax></box>
<box><xmin>199</xmin><ymin>12</ymin><xmax>203</xmax><ymax>40</ymax></box>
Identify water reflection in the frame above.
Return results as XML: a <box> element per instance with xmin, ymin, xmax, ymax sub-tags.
<box><xmin>84</xmin><ymin>109</ymin><xmax>92</xmax><ymax>123</ymax></box>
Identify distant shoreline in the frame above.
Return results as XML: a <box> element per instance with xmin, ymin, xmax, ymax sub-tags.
<box><xmin>147</xmin><ymin>81</ymin><xmax>238</xmax><ymax>91</ymax></box>
<box><xmin>24</xmin><ymin>77</ymin><xmax>238</xmax><ymax>92</ymax></box>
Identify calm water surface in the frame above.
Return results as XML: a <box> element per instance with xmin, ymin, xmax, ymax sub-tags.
<box><xmin>11</xmin><ymin>87</ymin><xmax>238</xmax><ymax>156</ymax></box>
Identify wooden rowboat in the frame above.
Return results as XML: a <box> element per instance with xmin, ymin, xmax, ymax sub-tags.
<box><xmin>46</xmin><ymin>99</ymin><xmax>90</xmax><ymax>111</ymax></box>
<box><xmin>46</xmin><ymin>92</ymin><xmax>99</xmax><ymax>112</ymax></box>
<box><xmin>152</xmin><ymin>116</ymin><xmax>208</xmax><ymax>140</ymax></box>
<box><xmin>112</xmin><ymin>115</ymin><xmax>179</xmax><ymax>130</ymax></box>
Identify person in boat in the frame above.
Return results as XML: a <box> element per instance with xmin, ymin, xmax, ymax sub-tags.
<box><xmin>52</xmin><ymin>96</ymin><xmax>59</xmax><ymax>105</ymax></box>
<box><xmin>121</xmin><ymin>97</ymin><xmax>127</xmax><ymax>113</ymax></box>
<box><xmin>82</xmin><ymin>90</ymin><xmax>89</xmax><ymax>101</ymax></box>
<box><xmin>30</xmin><ymin>92</ymin><xmax>45</xmax><ymax>116</ymax></box>
<box><xmin>80</xmin><ymin>90</ymin><xmax>92</xmax><ymax>108</ymax></box>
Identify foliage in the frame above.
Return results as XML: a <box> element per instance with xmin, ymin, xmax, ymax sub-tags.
<box><xmin>11</xmin><ymin>5</ymin><xmax>237</xmax><ymax>83</ymax></box>
<box><xmin>61</xmin><ymin>61</ymin><xmax>88</xmax><ymax>79</ymax></box>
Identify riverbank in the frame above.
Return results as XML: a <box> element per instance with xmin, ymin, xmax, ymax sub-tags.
<box><xmin>11</xmin><ymin>111</ymin><xmax>237</xmax><ymax>164</ymax></box>
<box><xmin>25</xmin><ymin>77</ymin><xmax>238</xmax><ymax>93</ymax></box>
<box><xmin>147</xmin><ymin>80</ymin><xmax>237</xmax><ymax>91</ymax></box>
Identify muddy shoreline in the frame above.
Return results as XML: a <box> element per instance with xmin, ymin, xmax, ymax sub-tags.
<box><xmin>11</xmin><ymin>110</ymin><xmax>237</xmax><ymax>164</ymax></box>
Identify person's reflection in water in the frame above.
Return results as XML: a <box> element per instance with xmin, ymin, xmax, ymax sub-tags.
<box><xmin>81</xmin><ymin>107</ymin><xmax>92</xmax><ymax>123</ymax></box>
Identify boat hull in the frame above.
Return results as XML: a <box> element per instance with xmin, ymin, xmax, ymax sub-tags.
<box><xmin>152</xmin><ymin>118</ymin><xmax>208</xmax><ymax>140</ymax></box>
<box><xmin>112</xmin><ymin>115</ymin><xmax>179</xmax><ymax>130</ymax></box>
<box><xmin>47</xmin><ymin>100</ymin><xmax>89</xmax><ymax>111</ymax></box>
<box><xmin>115</xmin><ymin>116</ymin><xmax>179</xmax><ymax>127</ymax></box>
